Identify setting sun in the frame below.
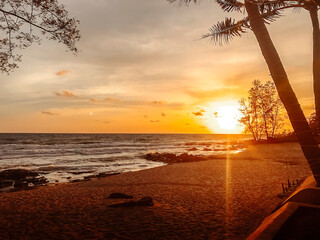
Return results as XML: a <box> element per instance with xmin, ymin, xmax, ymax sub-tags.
<box><xmin>217</xmin><ymin>106</ymin><xmax>239</xmax><ymax>130</ymax></box>
<box><xmin>200</xmin><ymin>101</ymin><xmax>242</xmax><ymax>134</ymax></box>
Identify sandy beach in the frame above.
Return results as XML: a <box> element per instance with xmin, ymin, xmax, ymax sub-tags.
<box><xmin>0</xmin><ymin>142</ymin><xmax>312</xmax><ymax>240</ymax></box>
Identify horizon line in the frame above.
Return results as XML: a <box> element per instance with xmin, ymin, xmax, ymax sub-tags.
<box><xmin>0</xmin><ymin>132</ymin><xmax>247</xmax><ymax>135</ymax></box>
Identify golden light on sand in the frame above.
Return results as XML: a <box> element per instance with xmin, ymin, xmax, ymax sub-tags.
<box><xmin>200</xmin><ymin>101</ymin><xmax>243</xmax><ymax>134</ymax></box>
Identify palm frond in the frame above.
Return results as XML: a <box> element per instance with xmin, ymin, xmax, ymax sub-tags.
<box><xmin>259</xmin><ymin>1</ymin><xmax>287</xmax><ymax>13</ymax></box>
<box><xmin>215</xmin><ymin>0</ymin><xmax>245</xmax><ymax>13</ymax></box>
<box><xmin>261</xmin><ymin>9</ymin><xmax>281</xmax><ymax>24</ymax></box>
<box><xmin>258</xmin><ymin>2</ymin><xmax>303</xmax><ymax>24</ymax></box>
<box><xmin>167</xmin><ymin>0</ymin><xmax>199</xmax><ymax>6</ymax></box>
<box><xmin>291</xmin><ymin>6</ymin><xmax>302</xmax><ymax>13</ymax></box>
<box><xmin>203</xmin><ymin>17</ymin><xmax>250</xmax><ymax>44</ymax></box>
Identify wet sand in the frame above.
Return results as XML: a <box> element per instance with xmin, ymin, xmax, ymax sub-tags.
<box><xmin>0</xmin><ymin>142</ymin><xmax>312</xmax><ymax>240</ymax></box>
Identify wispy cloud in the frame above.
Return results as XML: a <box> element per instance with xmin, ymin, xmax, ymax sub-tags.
<box><xmin>150</xmin><ymin>120</ymin><xmax>160</xmax><ymax>123</ymax></box>
<box><xmin>55</xmin><ymin>90</ymin><xmax>77</xmax><ymax>97</ymax></box>
<box><xmin>56</xmin><ymin>70</ymin><xmax>71</xmax><ymax>76</ymax></box>
<box><xmin>41</xmin><ymin>111</ymin><xmax>59</xmax><ymax>116</ymax></box>
<box><xmin>90</xmin><ymin>98</ymin><xmax>99</xmax><ymax>102</ymax></box>
<box><xmin>192</xmin><ymin>109</ymin><xmax>205</xmax><ymax>116</ymax></box>
<box><xmin>151</xmin><ymin>101</ymin><xmax>166</xmax><ymax>105</ymax></box>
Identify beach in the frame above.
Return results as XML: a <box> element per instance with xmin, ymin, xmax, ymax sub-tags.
<box><xmin>0</xmin><ymin>142</ymin><xmax>312</xmax><ymax>240</ymax></box>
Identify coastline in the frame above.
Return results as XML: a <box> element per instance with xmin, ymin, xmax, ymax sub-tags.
<box><xmin>0</xmin><ymin>142</ymin><xmax>312</xmax><ymax>239</ymax></box>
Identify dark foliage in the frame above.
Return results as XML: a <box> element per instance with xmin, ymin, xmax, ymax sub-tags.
<box><xmin>0</xmin><ymin>0</ymin><xmax>80</xmax><ymax>73</ymax></box>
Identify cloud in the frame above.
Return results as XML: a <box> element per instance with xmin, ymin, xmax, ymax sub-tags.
<box><xmin>151</xmin><ymin>101</ymin><xmax>166</xmax><ymax>104</ymax></box>
<box><xmin>150</xmin><ymin>120</ymin><xmax>160</xmax><ymax>123</ymax></box>
<box><xmin>56</xmin><ymin>70</ymin><xmax>70</xmax><ymax>76</ymax></box>
<box><xmin>90</xmin><ymin>98</ymin><xmax>99</xmax><ymax>102</ymax></box>
<box><xmin>41</xmin><ymin>111</ymin><xmax>59</xmax><ymax>116</ymax></box>
<box><xmin>55</xmin><ymin>90</ymin><xmax>76</xmax><ymax>97</ymax></box>
<box><xmin>192</xmin><ymin>109</ymin><xmax>206</xmax><ymax>116</ymax></box>
<box><xmin>161</xmin><ymin>112</ymin><xmax>166</xmax><ymax>117</ymax></box>
<box><xmin>144</xmin><ymin>115</ymin><xmax>148</xmax><ymax>118</ymax></box>
<box><xmin>91</xmin><ymin>97</ymin><xmax>116</xmax><ymax>103</ymax></box>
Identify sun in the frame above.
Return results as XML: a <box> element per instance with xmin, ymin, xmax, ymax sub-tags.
<box><xmin>216</xmin><ymin>106</ymin><xmax>239</xmax><ymax>130</ymax></box>
<box><xmin>199</xmin><ymin>101</ymin><xmax>242</xmax><ymax>134</ymax></box>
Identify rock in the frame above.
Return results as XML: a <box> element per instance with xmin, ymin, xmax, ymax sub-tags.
<box><xmin>14</xmin><ymin>180</ymin><xmax>28</xmax><ymax>188</ymax></box>
<box><xmin>97</xmin><ymin>172</ymin><xmax>120</xmax><ymax>178</ymax></box>
<box><xmin>145</xmin><ymin>152</ymin><xmax>204</xmax><ymax>164</ymax></box>
<box><xmin>84</xmin><ymin>176</ymin><xmax>94</xmax><ymax>180</ymax></box>
<box><xmin>0</xmin><ymin>169</ymin><xmax>38</xmax><ymax>180</ymax></box>
<box><xmin>108</xmin><ymin>197</ymin><xmax>154</xmax><ymax>208</ymax></box>
<box><xmin>0</xmin><ymin>180</ymin><xmax>13</xmax><ymax>188</ymax></box>
<box><xmin>27</xmin><ymin>176</ymin><xmax>48</xmax><ymax>185</ymax></box>
<box><xmin>71</xmin><ymin>179</ymin><xmax>82</xmax><ymax>183</ymax></box>
<box><xmin>108</xmin><ymin>193</ymin><xmax>133</xmax><ymax>199</ymax></box>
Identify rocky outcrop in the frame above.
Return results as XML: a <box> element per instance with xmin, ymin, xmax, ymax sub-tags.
<box><xmin>108</xmin><ymin>197</ymin><xmax>154</xmax><ymax>208</ymax></box>
<box><xmin>145</xmin><ymin>152</ymin><xmax>205</xmax><ymax>164</ymax></box>
<box><xmin>0</xmin><ymin>169</ymin><xmax>48</xmax><ymax>190</ymax></box>
<box><xmin>0</xmin><ymin>169</ymin><xmax>38</xmax><ymax>180</ymax></box>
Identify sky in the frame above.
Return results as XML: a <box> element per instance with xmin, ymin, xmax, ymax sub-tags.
<box><xmin>0</xmin><ymin>0</ymin><xmax>316</xmax><ymax>133</ymax></box>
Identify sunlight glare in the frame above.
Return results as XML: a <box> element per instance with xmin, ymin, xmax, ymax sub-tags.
<box><xmin>217</xmin><ymin>106</ymin><xmax>238</xmax><ymax>130</ymax></box>
<box><xmin>200</xmin><ymin>101</ymin><xmax>242</xmax><ymax>134</ymax></box>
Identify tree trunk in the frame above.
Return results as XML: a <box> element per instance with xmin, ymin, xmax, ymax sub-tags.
<box><xmin>309</xmin><ymin>7</ymin><xmax>320</xmax><ymax>132</ymax></box>
<box><xmin>245</xmin><ymin>1</ymin><xmax>320</xmax><ymax>185</ymax></box>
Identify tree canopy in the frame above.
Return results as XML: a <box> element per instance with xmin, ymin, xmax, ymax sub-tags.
<box><xmin>239</xmin><ymin>80</ymin><xmax>284</xmax><ymax>140</ymax></box>
<box><xmin>0</xmin><ymin>0</ymin><xmax>80</xmax><ymax>73</ymax></box>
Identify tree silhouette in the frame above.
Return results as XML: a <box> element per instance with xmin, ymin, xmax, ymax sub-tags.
<box><xmin>239</xmin><ymin>80</ymin><xmax>284</xmax><ymax>140</ymax></box>
<box><xmin>168</xmin><ymin>0</ymin><xmax>320</xmax><ymax>185</ymax></box>
<box><xmin>307</xmin><ymin>3</ymin><xmax>320</xmax><ymax>131</ymax></box>
<box><xmin>0</xmin><ymin>0</ymin><xmax>80</xmax><ymax>73</ymax></box>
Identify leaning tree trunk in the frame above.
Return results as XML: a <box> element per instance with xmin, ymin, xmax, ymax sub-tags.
<box><xmin>245</xmin><ymin>0</ymin><xmax>320</xmax><ymax>185</ymax></box>
<box><xmin>309</xmin><ymin>6</ymin><xmax>320</xmax><ymax>132</ymax></box>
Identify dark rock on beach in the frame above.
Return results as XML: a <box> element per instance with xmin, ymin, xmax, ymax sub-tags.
<box><xmin>0</xmin><ymin>169</ymin><xmax>48</xmax><ymax>190</ymax></box>
<box><xmin>97</xmin><ymin>172</ymin><xmax>120</xmax><ymax>178</ymax></box>
<box><xmin>28</xmin><ymin>176</ymin><xmax>48</xmax><ymax>185</ymax></box>
<box><xmin>0</xmin><ymin>169</ymin><xmax>38</xmax><ymax>180</ymax></box>
<box><xmin>145</xmin><ymin>152</ymin><xmax>205</xmax><ymax>164</ymax></box>
<box><xmin>108</xmin><ymin>193</ymin><xmax>134</xmax><ymax>199</ymax></box>
<box><xmin>14</xmin><ymin>180</ymin><xmax>28</xmax><ymax>188</ymax></box>
<box><xmin>0</xmin><ymin>180</ymin><xmax>13</xmax><ymax>188</ymax></box>
<box><xmin>108</xmin><ymin>197</ymin><xmax>154</xmax><ymax>208</ymax></box>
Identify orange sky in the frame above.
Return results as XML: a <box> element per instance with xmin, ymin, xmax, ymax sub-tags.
<box><xmin>0</xmin><ymin>0</ymin><xmax>316</xmax><ymax>133</ymax></box>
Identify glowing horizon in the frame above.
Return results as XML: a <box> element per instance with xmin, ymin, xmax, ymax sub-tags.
<box><xmin>0</xmin><ymin>0</ymin><xmax>315</xmax><ymax>134</ymax></box>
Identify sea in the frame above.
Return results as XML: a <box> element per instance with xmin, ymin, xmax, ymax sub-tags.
<box><xmin>0</xmin><ymin>133</ymin><xmax>248</xmax><ymax>184</ymax></box>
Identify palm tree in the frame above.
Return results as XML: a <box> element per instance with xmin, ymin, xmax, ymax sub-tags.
<box><xmin>207</xmin><ymin>0</ymin><xmax>320</xmax><ymax>130</ymax></box>
<box><xmin>307</xmin><ymin>3</ymin><xmax>320</xmax><ymax>131</ymax></box>
<box><xmin>168</xmin><ymin>0</ymin><xmax>320</xmax><ymax>185</ymax></box>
